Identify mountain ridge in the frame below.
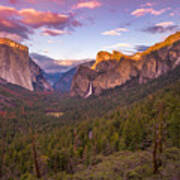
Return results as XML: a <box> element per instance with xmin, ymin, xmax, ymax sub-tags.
<box><xmin>71</xmin><ymin>32</ymin><xmax>180</xmax><ymax>97</ymax></box>
<box><xmin>0</xmin><ymin>38</ymin><xmax>28</xmax><ymax>52</ymax></box>
<box><xmin>31</xmin><ymin>53</ymin><xmax>94</xmax><ymax>74</ymax></box>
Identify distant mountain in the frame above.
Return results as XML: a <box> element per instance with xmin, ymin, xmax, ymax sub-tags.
<box><xmin>71</xmin><ymin>32</ymin><xmax>180</xmax><ymax>97</ymax></box>
<box><xmin>30</xmin><ymin>53</ymin><xmax>69</xmax><ymax>74</ymax></box>
<box><xmin>43</xmin><ymin>72</ymin><xmax>63</xmax><ymax>86</ymax></box>
<box><xmin>54</xmin><ymin>67</ymin><xmax>76</xmax><ymax>93</ymax></box>
<box><xmin>30</xmin><ymin>53</ymin><xmax>93</xmax><ymax>74</ymax></box>
<box><xmin>31</xmin><ymin>53</ymin><xmax>94</xmax><ymax>87</ymax></box>
<box><xmin>0</xmin><ymin>38</ymin><xmax>52</xmax><ymax>91</ymax></box>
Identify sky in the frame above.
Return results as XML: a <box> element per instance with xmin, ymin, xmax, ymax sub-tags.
<box><xmin>0</xmin><ymin>0</ymin><xmax>180</xmax><ymax>60</ymax></box>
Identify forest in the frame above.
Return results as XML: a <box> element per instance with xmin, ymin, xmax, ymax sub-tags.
<box><xmin>0</xmin><ymin>66</ymin><xmax>180</xmax><ymax>179</ymax></box>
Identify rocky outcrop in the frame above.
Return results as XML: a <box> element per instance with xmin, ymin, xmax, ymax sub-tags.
<box><xmin>29</xmin><ymin>59</ymin><xmax>52</xmax><ymax>91</ymax></box>
<box><xmin>0</xmin><ymin>38</ymin><xmax>52</xmax><ymax>91</ymax></box>
<box><xmin>0</xmin><ymin>38</ymin><xmax>28</xmax><ymax>52</ymax></box>
<box><xmin>55</xmin><ymin>61</ymin><xmax>95</xmax><ymax>93</ymax></box>
<box><xmin>71</xmin><ymin>32</ymin><xmax>180</xmax><ymax>97</ymax></box>
<box><xmin>70</xmin><ymin>66</ymin><xmax>98</xmax><ymax>97</ymax></box>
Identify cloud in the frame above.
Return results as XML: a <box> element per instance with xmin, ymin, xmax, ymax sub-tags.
<box><xmin>143</xmin><ymin>21</ymin><xmax>178</xmax><ymax>34</ymax></box>
<box><xmin>30</xmin><ymin>53</ymin><xmax>69</xmax><ymax>73</ymax></box>
<box><xmin>156</xmin><ymin>21</ymin><xmax>174</xmax><ymax>27</ymax></box>
<box><xmin>19</xmin><ymin>9</ymin><xmax>72</xmax><ymax>28</ymax></box>
<box><xmin>135</xmin><ymin>45</ymin><xmax>149</xmax><ymax>52</ymax></box>
<box><xmin>0</xmin><ymin>5</ymin><xmax>81</xmax><ymax>41</ymax></box>
<box><xmin>47</xmin><ymin>40</ymin><xmax>55</xmax><ymax>44</ymax></box>
<box><xmin>103</xmin><ymin>43</ymin><xmax>131</xmax><ymax>50</ymax></box>
<box><xmin>131</xmin><ymin>8</ymin><xmax>167</xmax><ymax>17</ymax></box>
<box><xmin>42</xmin><ymin>28</ymin><xmax>70</xmax><ymax>36</ymax></box>
<box><xmin>0</xmin><ymin>6</ymin><xmax>18</xmax><ymax>17</ymax></box>
<box><xmin>141</xmin><ymin>2</ymin><xmax>154</xmax><ymax>8</ymax></box>
<box><xmin>101</xmin><ymin>28</ymin><xmax>128</xmax><ymax>36</ymax></box>
<box><xmin>9</xmin><ymin>0</ymin><xmax>65</xmax><ymax>4</ymax></box>
<box><xmin>73</xmin><ymin>0</ymin><xmax>102</xmax><ymax>9</ymax></box>
<box><xmin>43</xmin><ymin>50</ymin><xmax>49</xmax><ymax>54</ymax></box>
<box><xmin>144</xmin><ymin>25</ymin><xmax>178</xmax><ymax>34</ymax></box>
<box><xmin>0</xmin><ymin>32</ymin><xmax>23</xmax><ymax>42</ymax></box>
<box><xmin>0</xmin><ymin>7</ymin><xmax>32</xmax><ymax>40</ymax></box>
<box><xmin>30</xmin><ymin>53</ymin><xmax>91</xmax><ymax>73</ymax></box>
<box><xmin>144</xmin><ymin>2</ymin><xmax>153</xmax><ymax>7</ymax></box>
<box><xmin>169</xmin><ymin>12</ymin><xmax>175</xmax><ymax>16</ymax></box>
<box><xmin>9</xmin><ymin>0</ymin><xmax>17</xmax><ymax>4</ymax></box>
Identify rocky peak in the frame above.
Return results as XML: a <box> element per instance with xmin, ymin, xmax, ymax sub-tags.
<box><xmin>0</xmin><ymin>38</ymin><xmax>52</xmax><ymax>91</ymax></box>
<box><xmin>111</xmin><ymin>50</ymin><xmax>125</xmax><ymax>60</ymax></box>
<box><xmin>92</xmin><ymin>51</ymin><xmax>111</xmax><ymax>70</ymax></box>
<box><xmin>92</xmin><ymin>32</ymin><xmax>180</xmax><ymax>70</ymax></box>
<box><xmin>139</xmin><ymin>32</ymin><xmax>180</xmax><ymax>57</ymax></box>
<box><xmin>92</xmin><ymin>50</ymin><xmax>127</xmax><ymax>70</ymax></box>
<box><xmin>0</xmin><ymin>38</ymin><xmax>28</xmax><ymax>52</ymax></box>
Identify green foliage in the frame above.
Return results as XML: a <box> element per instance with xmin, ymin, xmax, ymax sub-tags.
<box><xmin>0</xmin><ymin>66</ymin><xmax>180</xmax><ymax>179</ymax></box>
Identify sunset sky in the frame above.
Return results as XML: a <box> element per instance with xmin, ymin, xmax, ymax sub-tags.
<box><xmin>0</xmin><ymin>0</ymin><xmax>180</xmax><ymax>60</ymax></box>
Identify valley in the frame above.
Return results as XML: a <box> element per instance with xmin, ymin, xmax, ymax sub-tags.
<box><xmin>0</xmin><ymin>74</ymin><xmax>180</xmax><ymax>179</ymax></box>
<box><xmin>0</xmin><ymin>25</ymin><xmax>180</xmax><ymax>179</ymax></box>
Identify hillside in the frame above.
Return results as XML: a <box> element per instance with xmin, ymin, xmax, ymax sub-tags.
<box><xmin>58</xmin><ymin>149</ymin><xmax>180</xmax><ymax>179</ymax></box>
<box><xmin>0</xmin><ymin>72</ymin><xmax>180</xmax><ymax>179</ymax></box>
<box><xmin>0</xmin><ymin>50</ymin><xmax>180</xmax><ymax>179</ymax></box>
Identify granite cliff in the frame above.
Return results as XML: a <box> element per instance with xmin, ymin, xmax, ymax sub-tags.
<box><xmin>54</xmin><ymin>60</ymin><xmax>95</xmax><ymax>93</ymax></box>
<box><xmin>0</xmin><ymin>38</ymin><xmax>52</xmax><ymax>91</ymax></box>
<box><xmin>71</xmin><ymin>32</ymin><xmax>180</xmax><ymax>97</ymax></box>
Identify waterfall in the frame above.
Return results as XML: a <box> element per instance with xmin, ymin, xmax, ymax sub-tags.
<box><xmin>85</xmin><ymin>82</ymin><xmax>93</xmax><ymax>98</ymax></box>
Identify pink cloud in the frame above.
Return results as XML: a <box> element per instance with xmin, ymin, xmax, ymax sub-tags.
<box><xmin>0</xmin><ymin>6</ymin><xmax>18</xmax><ymax>17</ymax></box>
<box><xmin>0</xmin><ymin>32</ymin><xmax>23</xmax><ymax>42</ymax></box>
<box><xmin>0</xmin><ymin>5</ymin><xmax>81</xmax><ymax>40</ymax></box>
<box><xmin>141</xmin><ymin>2</ymin><xmax>154</xmax><ymax>8</ymax></box>
<box><xmin>156</xmin><ymin>21</ymin><xmax>174</xmax><ymax>27</ymax></box>
<box><xmin>170</xmin><ymin>12</ymin><xmax>175</xmax><ymax>16</ymax></box>
<box><xmin>9</xmin><ymin>0</ymin><xmax>65</xmax><ymax>4</ymax></box>
<box><xmin>145</xmin><ymin>3</ymin><xmax>153</xmax><ymax>7</ymax></box>
<box><xmin>9</xmin><ymin>0</ymin><xmax>17</xmax><ymax>4</ymax></box>
<box><xmin>73</xmin><ymin>0</ymin><xmax>102</xmax><ymax>9</ymax></box>
<box><xmin>42</xmin><ymin>28</ymin><xmax>70</xmax><ymax>36</ymax></box>
<box><xmin>19</xmin><ymin>9</ymin><xmax>70</xmax><ymax>28</ymax></box>
<box><xmin>102</xmin><ymin>28</ymin><xmax>128</xmax><ymax>36</ymax></box>
<box><xmin>0</xmin><ymin>6</ymin><xmax>31</xmax><ymax>40</ymax></box>
<box><xmin>131</xmin><ymin>8</ymin><xmax>167</xmax><ymax>17</ymax></box>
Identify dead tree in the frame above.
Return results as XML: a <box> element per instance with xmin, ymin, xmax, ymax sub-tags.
<box><xmin>32</xmin><ymin>134</ymin><xmax>41</xmax><ymax>178</ymax></box>
<box><xmin>153</xmin><ymin>103</ymin><xmax>166</xmax><ymax>174</ymax></box>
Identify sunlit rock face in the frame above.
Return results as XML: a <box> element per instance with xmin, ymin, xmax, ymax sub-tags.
<box><xmin>0</xmin><ymin>38</ymin><xmax>52</xmax><ymax>91</ymax></box>
<box><xmin>70</xmin><ymin>66</ymin><xmax>98</xmax><ymax>97</ymax></box>
<box><xmin>71</xmin><ymin>32</ymin><xmax>180</xmax><ymax>97</ymax></box>
<box><xmin>139</xmin><ymin>40</ymin><xmax>180</xmax><ymax>84</ymax></box>
<box><xmin>0</xmin><ymin>38</ymin><xmax>28</xmax><ymax>52</ymax></box>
